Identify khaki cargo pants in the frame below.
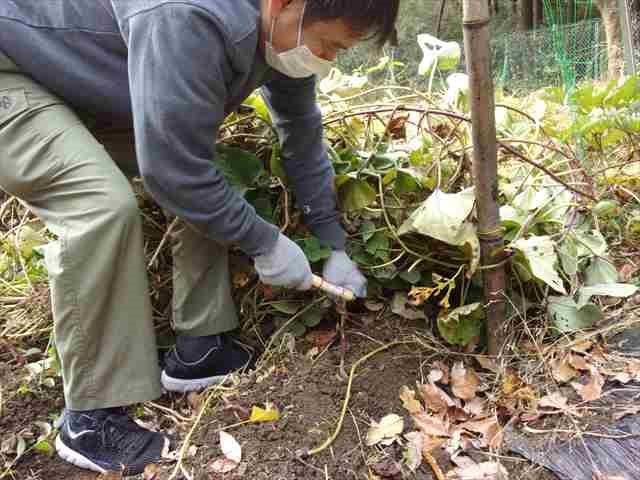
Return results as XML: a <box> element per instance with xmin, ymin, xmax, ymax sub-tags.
<box><xmin>0</xmin><ymin>52</ymin><xmax>238</xmax><ymax>410</ymax></box>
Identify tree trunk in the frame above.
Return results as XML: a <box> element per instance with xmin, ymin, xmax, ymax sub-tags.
<box><xmin>462</xmin><ymin>0</ymin><xmax>508</xmax><ymax>356</ymax></box>
<box><xmin>519</xmin><ymin>0</ymin><xmax>534</xmax><ymax>30</ymax></box>
<box><xmin>533</xmin><ymin>0</ymin><xmax>544</xmax><ymax>27</ymax></box>
<box><xmin>436</xmin><ymin>0</ymin><xmax>447</xmax><ymax>37</ymax></box>
<box><xmin>595</xmin><ymin>0</ymin><xmax>624</xmax><ymax>78</ymax></box>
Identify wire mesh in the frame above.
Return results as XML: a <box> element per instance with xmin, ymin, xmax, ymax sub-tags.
<box><xmin>491</xmin><ymin>19</ymin><xmax>607</xmax><ymax>94</ymax></box>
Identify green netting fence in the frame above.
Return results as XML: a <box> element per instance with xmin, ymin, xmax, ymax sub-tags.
<box><xmin>491</xmin><ymin>18</ymin><xmax>607</xmax><ymax>93</ymax></box>
<box><xmin>335</xmin><ymin>18</ymin><xmax>607</xmax><ymax>95</ymax></box>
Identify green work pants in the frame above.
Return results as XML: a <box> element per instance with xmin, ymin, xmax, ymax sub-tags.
<box><xmin>0</xmin><ymin>53</ymin><xmax>238</xmax><ymax>410</ymax></box>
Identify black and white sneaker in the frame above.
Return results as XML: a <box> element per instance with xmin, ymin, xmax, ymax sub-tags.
<box><xmin>55</xmin><ymin>407</ymin><xmax>170</xmax><ymax>476</ymax></box>
<box><xmin>161</xmin><ymin>333</ymin><xmax>252</xmax><ymax>392</ymax></box>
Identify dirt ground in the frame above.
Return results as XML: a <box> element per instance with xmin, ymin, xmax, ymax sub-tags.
<box><xmin>1</xmin><ymin>311</ymin><xmax>565</xmax><ymax>480</ymax></box>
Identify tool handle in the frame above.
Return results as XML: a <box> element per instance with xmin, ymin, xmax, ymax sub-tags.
<box><xmin>311</xmin><ymin>274</ymin><xmax>356</xmax><ymax>302</ymax></box>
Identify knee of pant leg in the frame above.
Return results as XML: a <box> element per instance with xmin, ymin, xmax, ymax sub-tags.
<box><xmin>101</xmin><ymin>183</ymin><xmax>141</xmax><ymax>227</ymax></box>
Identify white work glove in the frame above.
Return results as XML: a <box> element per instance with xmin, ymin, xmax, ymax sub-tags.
<box><xmin>254</xmin><ymin>233</ymin><xmax>313</xmax><ymax>290</ymax></box>
<box><xmin>323</xmin><ymin>250</ymin><xmax>367</xmax><ymax>298</ymax></box>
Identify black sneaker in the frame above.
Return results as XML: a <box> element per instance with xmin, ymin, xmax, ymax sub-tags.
<box><xmin>161</xmin><ymin>334</ymin><xmax>252</xmax><ymax>392</ymax></box>
<box><xmin>55</xmin><ymin>407</ymin><xmax>170</xmax><ymax>476</ymax></box>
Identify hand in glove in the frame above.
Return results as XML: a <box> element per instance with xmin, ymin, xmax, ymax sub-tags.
<box><xmin>323</xmin><ymin>250</ymin><xmax>367</xmax><ymax>298</ymax></box>
<box><xmin>254</xmin><ymin>233</ymin><xmax>313</xmax><ymax>290</ymax></box>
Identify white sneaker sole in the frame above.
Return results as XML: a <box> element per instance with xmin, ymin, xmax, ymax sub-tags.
<box><xmin>160</xmin><ymin>371</ymin><xmax>228</xmax><ymax>393</ymax></box>
<box><xmin>55</xmin><ymin>435</ymin><xmax>106</xmax><ymax>474</ymax></box>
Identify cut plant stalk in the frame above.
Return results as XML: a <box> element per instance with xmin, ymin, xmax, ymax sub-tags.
<box><xmin>462</xmin><ymin>0</ymin><xmax>507</xmax><ymax>355</ymax></box>
<box><xmin>311</xmin><ymin>274</ymin><xmax>355</xmax><ymax>302</ymax></box>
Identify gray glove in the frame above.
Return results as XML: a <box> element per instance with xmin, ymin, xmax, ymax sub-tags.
<box><xmin>323</xmin><ymin>250</ymin><xmax>367</xmax><ymax>298</ymax></box>
<box><xmin>254</xmin><ymin>233</ymin><xmax>313</xmax><ymax>290</ymax></box>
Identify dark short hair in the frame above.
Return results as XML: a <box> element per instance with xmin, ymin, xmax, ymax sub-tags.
<box><xmin>304</xmin><ymin>0</ymin><xmax>400</xmax><ymax>47</ymax></box>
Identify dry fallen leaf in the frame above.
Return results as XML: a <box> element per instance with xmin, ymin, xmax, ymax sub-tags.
<box><xmin>143</xmin><ymin>464</ymin><xmax>160</xmax><ymax>480</ymax></box>
<box><xmin>412</xmin><ymin>412</ymin><xmax>450</xmax><ymax>437</ymax></box>
<box><xmin>210</xmin><ymin>431</ymin><xmax>242</xmax><ymax>474</ymax></box>
<box><xmin>421</xmin><ymin>434</ymin><xmax>446</xmax><ymax>454</ymax></box>
<box><xmin>571</xmin><ymin>368</ymin><xmax>604</xmax><ymax>402</ymax></box>
<box><xmin>619</xmin><ymin>263</ymin><xmax>639</xmax><ymax>282</ymax></box>
<box><xmin>399</xmin><ymin>386</ymin><xmax>424</xmax><ymax>414</ymax></box>
<box><xmin>220</xmin><ymin>431</ymin><xmax>241</xmax><ymax>463</ymax></box>
<box><xmin>551</xmin><ymin>356</ymin><xmax>578</xmax><ymax>383</ymax></box>
<box><xmin>463</xmin><ymin>397</ymin><xmax>487</xmax><ymax>418</ymax></box>
<box><xmin>446</xmin><ymin>460</ymin><xmax>509</xmax><ymax>479</ymax></box>
<box><xmin>451</xmin><ymin>362</ymin><xmax>480</xmax><ymax>400</ymax></box>
<box><xmin>459</xmin><ymin>417</ymin><xmax>503</xmax><ymax>449</ymax></box>
<box><xmin>419</xmin><ymin>382</ymin><xmax>456</xmax><ymax>412</ymax></box>
<box><xmin>305</xmin><ymin>329</ymin><xmax>337</xmax><ymax>349</ymax></box>
<box><xmin>249</xmin><ymin>403</ymin><xmax>280</xmax><ymax>423</ymax></box>
<box><xmin>99</xmin><ymin>473</ymin><xmax>124</xmax><ymax>480</ymax></box>
<box><xmin>476</xmin><ymin>356</ymin><xmax>500</xmax><ymax>373</ymax></box>
<box><xmin>372</xmin><ymin>458</ymin><xmax>402</xmax><ymax>477</ymax></box>
<box><xmin>366</xmin><ymin>414</ymin><xmax>404</xmax><ymax>446</ymax></box>
<box><xmin>539</xmin><ymin>392</ymin><xmax>569</xmax><ymax>411</ymax></box>
<box><xmin>403</xmin><ymin>431</ymin><xmax>423</xmax><ymax>472</ymax></box>
<box><xmin>570</xmin><ymin>339</ymin><xmax>594</xmax><ymax>353</ymax></box>
<box><xmin>187</xmin><ymin>391</ymin><xmax>203</xmax><ymax>411</ymax></box>
<box><xmin>432</xmin><ymin>361</ymin><xmax>451</xmax><ymax>384</ymax></box>
<box><xmin>568</xmin><ymin>354</ymin><xmax>590</xmax><ymax>372</ymax></box>
<box><xmin>232</xmin><ymin>271</ymin><xmax>250</xmax><ymax>288</ymax></box>
<box><xmin>209</xmin><ymin>458</ymin><xmax>239</xmax><ymax>474</ymax></box>
<box><xmin>589</xmin><ymin>343</ymin><xmax>609</xmax><ymax>363</ymax></box>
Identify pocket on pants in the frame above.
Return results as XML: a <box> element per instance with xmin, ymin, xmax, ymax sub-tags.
<box><xmin>0</xmin><ymin>88</ymin><xmax>27</xmax><ymax>128</ymax></box>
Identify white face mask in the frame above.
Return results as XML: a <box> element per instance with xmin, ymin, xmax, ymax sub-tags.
<box><xmin>265</xmin><ymin>1</ymin><xmax>333</xmax><ymax>79</ymax></box>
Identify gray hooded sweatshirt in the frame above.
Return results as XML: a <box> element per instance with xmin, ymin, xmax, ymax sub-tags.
<box><xmin>0</xmin><ymin>0</ymin><xmax>346</xmax><ymax>257</ymax></box>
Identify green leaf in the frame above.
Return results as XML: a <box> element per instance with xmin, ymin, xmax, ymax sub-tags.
<box><xmin>34</xmin><ymin>440</ymin><xmax>53</xmax><ymax>456</ymax></box>
<box><xmin>604</xmin><ymin>76</ymin><xmax>640</xmax><ymax>108</ymax></box>
<box><xmin>398</xmin><ymin>188</ymin><xmax>480</xmax><ymax>273</ymax></box>
<box><xmin>577</xmin><ymin>283</ymin><xmax>639</xmax><ymax>309</ymax></box>
<box><xmin>557</xmin><ymin>238</ymin><xmax>579</xmax><ymax>276</ymax></box>
<box><xmin>572</xmin><ymin>230</ymin><xmax>607</xmax><ymax>257</ymax></box>
<box><xmin>243</xmin><ymin>92</ymin><xmax>271</xmax><ymax>123</ymax></box>
<box><xmin>394</xmin><ymin>168</ymin><xmax>423</xmax><ymax>194</ymax></box>
<box><xmin>300</xmin><ymin>306</ymin><xmax>324</xmax><ymax>328</ymax></box>
<box><xmin>17</xmin><ymin>226</ymin><xmax>47</xmax><ymax>259</ymax></box>
<box><xmin>366</xmin><ymin>232</ymin><xmax>390</xmax><ymax>260</ymax></box>
<box><xmin>548</xmin><ymin>295</ymin><xmax>603</xmax><ymax>333</ymax></box>
<box><xmin>592</xmin><ymin>200</ymin><xmax>620</xmax><ymax>218</ymax></box>
<box><xmin>585</xmin><ymin>257</ymin><xmax>618</xmax><ymax>286</ymax></box>
<box><xmin>319</xmin><ymin>68</ymin><xmax>368</xmax><ymax>97</ymax></box>
<box><xmin>286</xmin><ymin>320</ymin><xmax>307</xmax><ymax>337</ymax></box>
<box><xmin>336</xmin><ymin>176</ymin><xmax>377</xmax><ymax>212</ymax></box>
<box><xmin>500</xmin><ymin>205</ymin><xmax>526</xmax><ymax>230</ymax></box>
<box><xmin>297</xmin><ymin>237</ymin><xmax>332</xmax><ymax>263</ymax></box>
<box><xmin>399</xmin><ymin>269</ymin><xmax>421</xmax><ymax>284</ymax></box>
<box><xmin>437</xmin><ymin>302</ymin><xmax>485</xmax><ymax>346</ymax></box>
<box><xmin>512</xmin><ymin>236</ymin><xmax>566</xmax><ymax>294</ymax></box>
<box><xmin>511</xmin><ymin>187</ymin><xmax>550</xmax><ymax>212</ymax></box>
<box><xmin>270</xmin><ymin>143</ymin><xmax>288</xmax><ymax>184</ymax></box>
<box><xmin>245</xmin><ymin>190</ymin><xmax>275</xmax><ymax>224</ymax></box>
<box><xmin>360</xmin><ymin>221</ymin><xmax>377</xmax><ymax>242</ymax></box>
<box><xmin>398</xmin><ymin>188</ymin><xmax>475</xmax><ymax>243</ymax></box>
<box><xmin>215</xmin><ymin>144</ymin><xmax>264</xmax><ymax>195</ymax></box>
<box><xmin>270</xmin><ymin>301</ymin><xmax>302</xmax><ymax>315</ymax></box>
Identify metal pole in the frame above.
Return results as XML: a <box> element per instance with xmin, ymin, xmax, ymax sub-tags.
<box><xmin>462</xmin><ymin>0</ymin><xmax>508</xmax><ymax>356</ymax></box>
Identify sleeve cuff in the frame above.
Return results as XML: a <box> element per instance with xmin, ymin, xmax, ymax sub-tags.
<box><xmin>238</xmin><ymin>217</ymin><xmax>280</xmax><ymax>257</ymax></box>
<box><xmin>309</xmin><ymin>221</ymin><xmax>347</xmax><ymax>250</ymax></box>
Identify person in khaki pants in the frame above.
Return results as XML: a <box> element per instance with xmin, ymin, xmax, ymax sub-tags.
<box><xmin>0</xmin><ymin>0</ymin><xmax>396</xmax><ymax>475</ymax></box>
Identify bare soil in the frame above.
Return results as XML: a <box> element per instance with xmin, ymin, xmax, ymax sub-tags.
<box><xmin>2</xmin><ymin>314</ymin><xmax>561</xmax><ymax>480</ymax></box>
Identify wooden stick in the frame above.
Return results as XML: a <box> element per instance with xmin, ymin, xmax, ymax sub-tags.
<box><xmin>311</xmin><ymin>274</ymin><xmax>355</xmax><ymax>302</ymax></box>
